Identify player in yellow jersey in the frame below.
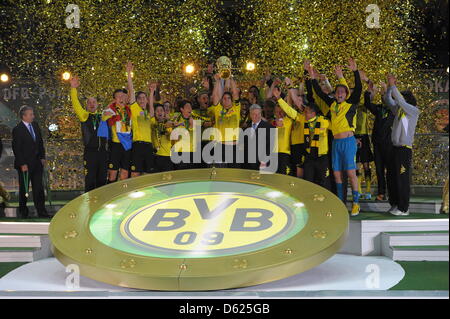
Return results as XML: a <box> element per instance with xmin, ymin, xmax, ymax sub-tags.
<box><xmin>275</xmin><ymin>88</ymin><xmax>330</xmax><ymax>188</ymax></box>
<box><xmin>126</xmin><ymin>61</ymin><xmax>155</xmax><ymax>177</ymax></box>
<box><xmin>304</xmin><ymin>60</ymin><xmax>350</xmax><ymax>202</ymax></box>
<box><xmin>309</xmin><ymin>58</ymin><xmax>363</xmax><ymax>216</ymax></box>
<box><xmin>269</xmin><ymin>85</ymin><xmax>294</xmax><ymax>175</ymax></box>
<box><xmin>284</xmin><ymin>77</ymin><xmax>307</xmax><ymax>178</ymax></box>
<box><xmin>355</xmin><ymin>71</ymin><xmax>375</xmax><ymax>199</ymax></box>
<box><xmin>102</xmin><ymin>88</ymin><xmax>132</xmax><ymax>183</ymax></box>
<box><xmin>209</xmin><ymin>73</ymin><xmax>241</xmax><ymax>168</ymax></box>
<box><xmin>171</xmin><ymin>100</ymin><xmax>203</xmax><ymax>170</ymax></box>
<box><xmin>152</xmin><ymin>104</ymin><xmax>175</xmax><ymax>172</ymax></box>
<box><xmin>69</xmin><ymin>75</ymin><xmax>108</xmax><ymax>192</ymax></box>
<box><xmin>192</xmin><ymin>90</ymin><xmax>213</xmax><ymax>168</ymax></box>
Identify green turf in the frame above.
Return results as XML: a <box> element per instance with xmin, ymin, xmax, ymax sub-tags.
<box><xmin>392</xmin><ymin>245</ymin><xmax>449</xmax><ymax>251</ymax></box>
<box><xmin>390</xmin><ymin>261</ymin><xmax>449</xmax><ymax>290</ymax></box>
<box><xmin>0</xmin><ymin>262</ymin><xmax>28</xmax><ymax>278</ymax></box>
<box><xmin>350</xmin><ymin>212</ymin><xmax>449</xmax><ymax>221</ymax></box>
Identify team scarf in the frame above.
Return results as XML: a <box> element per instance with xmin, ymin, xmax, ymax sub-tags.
<box><xmin>303</xmin><ymin>116</ymin><xmax>321</xmax><ymax>158</ymax></box>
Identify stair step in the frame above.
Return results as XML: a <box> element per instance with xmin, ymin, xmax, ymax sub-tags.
<box><xmin>391</xmin><ymin>245</ymin><xmax>449</xmax><ymax>251</ymax></box>
<box><xmin>386</xmin><ymin>245</ymin><xmax>449</xmax><ymax>261</ymax></box>
<box><xmin>0</xmin><ymin>235</ymin><xmax>45</xmax><ymax>248</ymax></box>
<box><xmin>382</xmin><ymin>231</ymin><xmax>449</xmax><ymax>247</ymax></box>
<box><xmin>0</xmin><ymin>248</ymin><xmax>37</xmax><ymax>262</ymax></box>
<box><xmin>0</xmin><ymin>222</ymin><xmax>49</xmax><ymax>234</ymax></box>
<box><xmin>384</xmin><ymin>231</ymin><xmax>449</xmax><ymax>235</ymax></box>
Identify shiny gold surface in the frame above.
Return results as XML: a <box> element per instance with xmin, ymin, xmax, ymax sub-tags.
<box><xmin>49</xmin><ymin>168</ymin><xmax>349</xmax><ymax>291</ymax></box>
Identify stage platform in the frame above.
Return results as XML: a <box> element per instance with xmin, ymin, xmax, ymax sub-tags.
<box><xmin>0</xmin><ymin>187</ymin><xmax>447</xmax><ymax>297</ymax></box>
<box><xmin>0</xmin><ymin>255</ymin><xmax>447</xmax><ymax>298</ymax></box>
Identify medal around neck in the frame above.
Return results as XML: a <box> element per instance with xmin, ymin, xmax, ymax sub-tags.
<box><xmin>49</xmin><ymin>168</ymin><xmax>348</xmax><ymax>291</ymax></box>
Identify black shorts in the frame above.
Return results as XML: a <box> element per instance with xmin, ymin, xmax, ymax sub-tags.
<box><xmin>155</xmin><ymin>155</ymin><xmax>174</xmax><ymax>172</ymax></box>
<box><xmin>108</xmin><ymin>142</ymin><xmax>131</xmax><ymax>171</ymax></box>
<box><xmin>131</xmin><ymin>142</ymin><xmax>155</xmax><ymax>173</ymax></box>
<box><xmin>290</xmin><ymin>143</ymin><xmax>307</xmax><ymax>169</ymax></box>
<box><xmin>356</xmin><ymin>134</ymin><xmax>374</xmax><ymax>163</ymax></box>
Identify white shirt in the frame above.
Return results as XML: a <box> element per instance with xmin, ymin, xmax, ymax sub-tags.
<box><xmin>251</xmin><ymin>120</ymin><xmax>262</xmax><ymax>130</ymax></box>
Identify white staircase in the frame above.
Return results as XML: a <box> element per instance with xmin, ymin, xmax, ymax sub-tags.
<box><xmin>381</xmin><ymin>231</ymin><xmax>449</xmax><ymax>261</ymax></box>
<box><xmin>0</xmin><ymin>222</ymin><xmax>51</xmax><ymax>262</ymax></box>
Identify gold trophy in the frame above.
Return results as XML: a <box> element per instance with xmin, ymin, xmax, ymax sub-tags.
<box><xmin>216</xmin><ymin>56</ymin><xmax>232</xmax><ymax>79</ymax></box>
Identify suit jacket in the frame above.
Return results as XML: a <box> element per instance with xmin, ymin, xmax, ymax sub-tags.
<box><xmin>243</xmin><ymin>120</ymin><xmax>274</xmax><ymax>166</ymax></box>
<box><xmin>12</xmin><ymin>121</ymin><xmax>46</xmax><ymax>169</ymax></box>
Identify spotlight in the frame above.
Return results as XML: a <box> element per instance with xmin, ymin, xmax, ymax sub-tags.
<box><xmin>62</xmin><ymin>72</ymin><xmax>71</xmax><ymax>81</ymax></box>
<box><xmin>125</xmin><ymin>71</ymin><xmax>134</xmax><ymax>78</ymax></box>
<box><xmin>185</xmin><ymin>64</ymin><xmax>195</xmax><ymax>74</ymax></box>
<box><xmin>48</xmin><ymin>123</ymin><xmax>59</xmax><ymax>132</ymax></box>
<box><xmin>246</xmin><ymin>62</ymin><xmax>256</xmax><ymax>72</ymax></box>
<box><xmin>0</xmin><ymin>73</ymin><xmax>9</xmax><ymax>83</ymax></box>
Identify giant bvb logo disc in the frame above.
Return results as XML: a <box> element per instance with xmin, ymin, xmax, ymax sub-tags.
<box><xmin>49</xmin><ymin>169</ymin><xmax>349</xmax><ymax>291</ymax></box>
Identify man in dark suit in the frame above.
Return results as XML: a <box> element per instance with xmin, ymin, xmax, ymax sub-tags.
<box><xmin>12</xmin><ymin>106</ymin><xmax>50</xmax><ymax>218</ymax></box>
<box><xmin>243</xmin><ymin>104</ymin><xmax>274</xmax><ymax>170</ymax></box>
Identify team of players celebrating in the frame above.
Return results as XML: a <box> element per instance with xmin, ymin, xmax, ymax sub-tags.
<box><xmin>70</xmin><ymin>58</ymin><xmax>420</xmax><ymax>217</ymax></box>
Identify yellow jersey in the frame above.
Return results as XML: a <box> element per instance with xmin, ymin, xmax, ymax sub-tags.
<box><xmin>355</xmin><ymin>104</ymin><xmax>369</xmax><ymax>135</ymax></box>
<box><xmin>70</xmin><ymin>88</ymin><xmax>93</xmax><ymax>122</ymax></box>
<box><xmin>207</xmin><ymin>102</ymin><xmax>241</xmax><ymax>142</ymax></box>
<box><xmin>274</xmin><ymin>116</ymin><xmax>293</xmax><ymax>154</ymax></box>
<box><xmin>130</xmin><ymin>102</ymin><xmax>152</xmax><ymax>143</ymax></box>
<box><xmin>151</xmin><ymin>117</ymin><xmax>173</xmax><ymax>157</ymax></box>
<box><xmin>277</xmin><ymin>98</ymin><xmax>305</xmax><ymax>145</ymax></box>
<box><xmin>311</xmin><ymin>71</ymin><xmax>362</xmax><ymax>136</ymax></box>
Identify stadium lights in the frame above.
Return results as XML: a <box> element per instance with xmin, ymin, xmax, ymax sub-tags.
<box><xmin>62</xmin><ymin>71</ymin><xmax>71</xmax><ymax>81</ymax></box>
<box><xmin>185</xmin><ymin>64</ymin><xmax>195</xmax><ymax>74</ymax></box>
<box><xmin>246</xmin><ymin>61</ymin><xmax>256</xmax><ymax>72</ymax></box>
<box><xmin>0</xmin><ymin>73</ymin><xmax>10</xmax><ymax>83</ymax></box>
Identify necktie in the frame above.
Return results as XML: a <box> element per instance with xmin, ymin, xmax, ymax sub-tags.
<box><xmin>28</xmin><ymin>123</ymin><xmax>36</xmax><ymax>141</ymax></box>
<box><xmin>252</xmin><ymin>123</ymin><xmax>257</xmax><ymax>130</ymax></box>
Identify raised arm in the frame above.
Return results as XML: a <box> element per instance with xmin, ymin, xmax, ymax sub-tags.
<box><xmin>285</xmin><ymin>77</ymin><xmax>303</xmax><ymax>111</ymax></box>
<box><xmin>126</xmin><ymin>61</ymin><xmax>136</xmax><ymax>104</ymax></box>
<box><xmin>273</xmin><ymin>86</ymin><xmax>299</xmax><ymax>120</ymax></box>
<box><xmin>310</xmin><ymin>66</ymin><xmax>334</xmax><ymax>107</ymax></box>
<box><xmin>230</xmin><ymin>77</ymin><xmax>240</xmax><ymax>102</ymax></box>
<box><xmin>383</xmin><ymin>75</ymin><xmax>398</xmax><ymax>112</ymax></box>
<box><xmin>266</xmin><ymin>77</ymin><xmax>281</xmax><ymax>99</ymax></box>
<box><xmin>148</xmin><ymin>82</ymin><xmax>157</xmax><ymax>118</ymax></box>
<box><xmin>258</xmin><ymin>70</ymin><xmax>271</xmax><ymax>101</ymax></box>
<box><xmin>69</xmin><ymin>75</ymin><xmax>89</xmax><ymax>122</ymax></box>
<box><xmin>363</xmin><ymin>80</ymin><xmax>379</xmax><ymax>116</ymax></box>
<box><xmin>212</xmin><ymin>73</ymin><xmax>222</xmax><ymax>106</ymax></box>
<box><xmin>391</xmin><ymin>84</ymin><xmax>420</xmax><ymax>117</ymax></box>
<box><xmin>346</xmin><ymin>58</ymin><xmax>362</xmax><ymax>104</ymax></box>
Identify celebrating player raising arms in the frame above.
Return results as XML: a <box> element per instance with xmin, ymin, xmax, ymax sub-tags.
<box><xmin>69</xmin><ymin>75</ymin><xmax>108</xmax><ymax>191</ymax></box>
<box><xmin>126</xmin><ymin>61</ymin><xmax>156</xmax><ymax>177</ymax></box>
<box><xmin>309</xmin><ymin>58</ymin><xmax>363</xmax><ymax>216</ymax></box>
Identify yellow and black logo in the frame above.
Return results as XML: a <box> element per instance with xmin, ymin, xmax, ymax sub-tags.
<box><xmin>120</xmin><ymin>193</ymin><xmax>293</xmax><ymax>255</ymax></box>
